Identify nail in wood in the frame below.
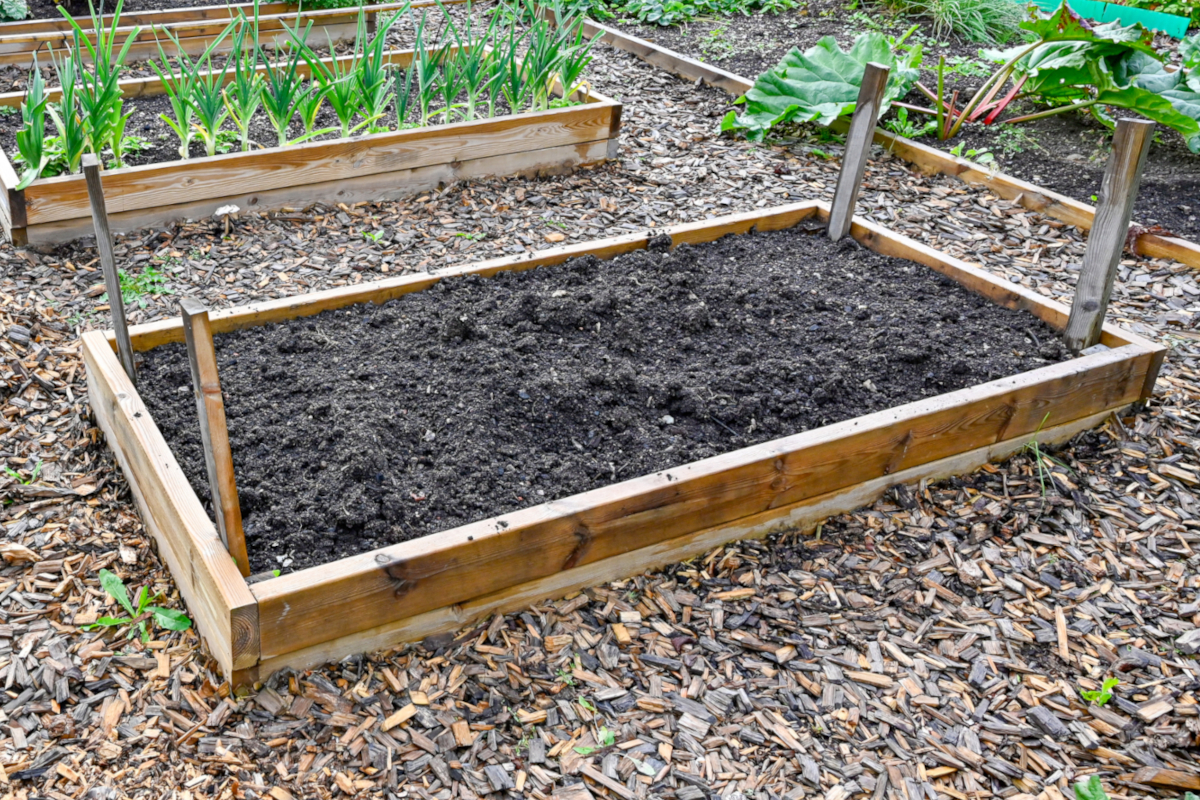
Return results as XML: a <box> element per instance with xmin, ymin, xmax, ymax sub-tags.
<box><xmin>828</xmin><ymin>62</ymin><xmax>890</xmax><ymax>241</ymax></box>
<box><xmin>83</xmin><ymin>154</ymin><xmax>136</xmax><ymax>385</ymax></box>
<box><xmin>180</xmin><ymin>297</ymin><xmax>250</xmax><ymax>576</ymax></box>
<box><xmin>1063</xmin><ymin>118</ymin><xmax>1154</xmax><ymax>354</ymax></box>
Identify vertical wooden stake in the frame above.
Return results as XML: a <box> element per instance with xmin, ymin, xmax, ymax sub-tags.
<box><xmin>828</xmin><ymin>62</ymin><xmax>890</xmax><ymax>242</ymax></box>
<box><xmin>1063</xmin><ymin>118</ymin><xmax>1155</xmax><ymax>354</ymax></box>
<box><xmin>180</xmin><ymin>297</ymin><xmax>250</xmax><ymax>577</ymax></box>
<box><xmin>83</xmin><ymin>154</ymin><xmax>136</xmax><ymax>385</ymax></box>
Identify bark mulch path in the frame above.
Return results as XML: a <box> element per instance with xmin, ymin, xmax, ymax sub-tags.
<box><xmin>1</xmin><ymin>36</ymin><xmax>1199</xmax><ymax>800</ymax></box>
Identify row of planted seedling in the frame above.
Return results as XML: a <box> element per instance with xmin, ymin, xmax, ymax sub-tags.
<box><xmin>12</xmin><ymin>0</ymin><xmax>594</xmax><ymax>189</ymax></box>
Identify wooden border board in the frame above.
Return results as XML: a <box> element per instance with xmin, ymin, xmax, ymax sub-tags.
<box><xmin>0</xmin><ymin>0</ymin><xmax>463</xmax><ymax>66</ymax></box>
<box><xmin>558</xmin><ymin>15</ymin><xmax>1200</xmax><ymax>270</ymax></box>
<box><xmin>83</xmin><ymin>200</ymin><xmax>1165</xmax><ymax>686</ymax></box>
<box><xmin>0</xmin><ymin>49</ymin><xmax>621</xmax><ymax>244</ymax></box>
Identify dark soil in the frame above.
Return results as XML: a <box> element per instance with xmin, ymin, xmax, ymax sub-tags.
<box><xmin>949</xmin><ymin>106</ymin><xmax>1200</xmax><ymax>244</ymax></box>
<box><xmin>612</xmin><ymin>1</ymin><xmax>1200</xmax><ymax>244</ymax></box>
<box><xmin>137</xmin><ymin>226</ymin><xmax>1069</xmax><ymax>574</ymax></box>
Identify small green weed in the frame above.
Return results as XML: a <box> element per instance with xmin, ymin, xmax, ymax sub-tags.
<box><xmin>884</xmin><ymin>107</ymin><xmax>936</xmax><ymax>138</ymax></box>
<box><xmin>455</xmin><ymin>231</ymin><xmax>486</xmax><ymax>241</ymax></box>
<box><xmin>579</xmin><ymin>697</ymin><xmax>597</xmax><ymax>712</ymax></box>
<box><xmin>102</xmin><ymin>265</ymin><xmax>174</xmax><ymax>309</ymax></box>
<box><xmin>949</xmin><ymin>142</ymin><xmax>994</xmax><ymax>166</ymax></box>
<box><xmin>574</xmin><ymin>726</ymin><xmax>616</xmax><ymax>754</ymax></box>
<box><xmin>555</xmin><ymin>667</ymin><xmax>576</xmax><ymax>686</ymax></box>
<box><xmin>1073</xmin><ymin>776</ymin><xmax>1106</xmax><ymax>800</ymax></box>
<box><xmin>943</xmin><ymin>55</ymin><xmax>990</xmax><ymax>79</ymax></box>
<box><xmin>83</xmin><ymin>569</ymin><xmax>192</xmax><ymax>642</ymax></box>
<box><xmin>0</xmin><ymin>105</ymin><xmax>17</xmax><ymax>116</ymax></box>
<box><xmin>1080</xmin><ymin>676</ymin><xmax>1118</xmax><ymax>706</ymax></box>
<box><xmin>363</xmin><ymin>230</ymin><xmax>384</xmax><ymax>243</ymax></box>
<box><xmin>809</xmin><ymin>147</ymin><xmax>833</xmax><ymax>159</ymax></box>
<box><xmin>699</xmin><ymin>26</ymin><xmax>734</xmax><ymax>62</ymax></box>
<box><xmin>993</xmin><ymin>127</ymin><xmax>1039</xmax><ymax>158</ymax></box>
<box><xmin>543</xmin><ymin>217</ymin><xmax>568</xmax><ymax>230</ymax></box>
<box><xmin>3</xmin><ymin>460</ymin><xmax>42</xmax><ymax>485</ymax></box>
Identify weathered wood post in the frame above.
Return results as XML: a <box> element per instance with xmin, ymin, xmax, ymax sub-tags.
<box><xmin>180</xmin><ymin>297</ymin><xmax>250</xmax><ymax>577</ymax></box>
<box><xmin>828</xmin><ymin>62</ymin><xmax>890</xmax><ymax>242</ymax></box>
<box><xmin>83</xmin><ymin>154</ymin><xmax>137</xmax><ymax>385</ymax></box>
<box><xmin>1063</xmin><ymin>118</ymin><xmax>1155</xmax><ymax>353</ymax></box>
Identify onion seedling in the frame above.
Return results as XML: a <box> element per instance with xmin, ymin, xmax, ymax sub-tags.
<box><xmin>151</xmin><ymin>21</ymin><xmax>237</xmax><ymax>159</ymax></box>
<box><xmin>222</xmin><ymin>16</ymin><xmax>264</xmax><ymax>152</ymax></box>
<box><xmin>554</xmin><ymin>15</ymin><xmax>593</xmax><ymax>101</ymax></box>
<box><xmin>435</xmin><ymin>44</ymin><xmax>466</xmax><ymax>123</ymax></box>
<box><xmin>189</xmin><ymin>50</ymin><xmax>234</xmax><ymax>157</ymax></box>
<box><xmin>354</xmin><ymin>8</ymin><xmax>402</xmax><ymax>133</ymax></box>
<box><xmin>15</xmin><ymin>56</ymin><xmax>50</xmax><ymax>189</ymax></box>
<box><xmin>260</xmin><ymin>28</ymin><xmax>333</xmax><ymax>146</ymax></box>
<box><xmin>47</xmin><ymin>52</ymin><xmax>86</xmax><ymax>174</ymax></box>
<box><xmin>297</xmin><ymin>76</ymin><xmax>327</xmax><ymax>135</ymax></box>
<box><xmin>441</xmin><ymin>3</ymin><xmax>500</xmax><ymax>122</ymax></box>
<box><xmin>394</xmin><ymin>62</ymin><xmax>415</xmax><ymax>128</ymax></box>
<box><xmin>412</xmin><ymin>12</ymin><xmax>441</xmax><ymax>127</ymax></box>
<box><xmin>60</xmin><ymin>0</ymin><xmax>141</xmax><ymax>160</ymax></box>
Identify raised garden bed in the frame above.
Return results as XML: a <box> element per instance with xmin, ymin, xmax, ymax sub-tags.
<box><xmin>573</xmin><ymin>7</ymin><xmax>1200</xmax><ymax>267</ymax></box>
<box><xmin>82</xmin><ymin>199</ymin><xmax>1165</xmax><ymax>684</ymax></box>
<box><xmin>0</xmin><ymin>48</ymin><xmax>622</xmax><ymax>244</ymax></box>
<box><xmin>0</xmin><ymin>0</ymin><xmax>452</xmax><ymax>66</ymax></box>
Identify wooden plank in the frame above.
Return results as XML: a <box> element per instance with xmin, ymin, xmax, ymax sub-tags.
<box><xmin>21</xmin><ymin>96</ymin><xmax>617</xmax><ymax>225</ymax></box>
<box><xmin>83</xmin><ymin>154</ymin><xmax>137</xmax><ymax>385</ymax></box>
<box><xmin>83</xmin><ymin>331</ymin><xmax>258</xmax><ymax>674</ymax></box>
<box><xmin>122</xmin><ymin>202</ymin><xmax>826</xmax><ymax>351</ymax></box>
<box><xmin>1064</xmin><ymin>119</ymin><xmax>1155</xmax><ymax>353</ymax></box>
<box><xmin>180</xmin><ymin>298</ymin><xmax>249</xmax><ymax>577</ymax></box>
<box><xmin>245</xmin><ymin>407</ymin><xmax>1120</xmax><ymax>681</ymax></box>
<box><xmin>828</xmin><ymin>62</ymin><xmax>889</xmax><ymax>241</ymax></box>
<box><xmin>569</xmin><ymin>14</ymin><xmax>752</xmax><ymax>96</ymax></box>
<box><xmin>26</xmin><ymin>135</ymin><xmax>615</xmax><ymax>244</ymax></box>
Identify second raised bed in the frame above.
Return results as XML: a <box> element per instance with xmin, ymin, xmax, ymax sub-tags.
<box><xmin>0</xmin><ymin>47</ymin><xmax>622</xmax><ymax>244</ymax></box>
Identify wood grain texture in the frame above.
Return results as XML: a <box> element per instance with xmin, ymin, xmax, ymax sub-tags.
<box><xmin>21</xmin><ymin>97</ymin><xmax>617</xmax><ymax>225</ymax></box>
<box><xmin>84</xmin><ymin>155</ymin><xmax>138</xmax><ymax>386</ymax></box>
<box><xmin>828</xmin><ymin>62</ymin><xmax>888</xmax><ymax>241</ymax></box>
<box><xmin>83</xmin><ymin>331</ymin><xmax>258</xmax><ymax>674</ymax></box>
<box><xmin>1064</xmin><ymin>119</ymin><xmax>1155</xmax><ymax>353</ymax></box>
<box><xmin>180</xmin><ymin>298</ymin><xmax>249</xmax><ymax>577</ymax></box>
<box><xmin>24</xmin><ymin>137</ymin><xmax>614</xmax><ymax>244</ymax></box>
<box><xmin>245</xmin><ymin>407</ymin><xmax>1120</xmax><ymax>681</ymax></box>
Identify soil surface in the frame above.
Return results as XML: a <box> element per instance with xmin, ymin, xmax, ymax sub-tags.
<box><xmin>138</xmin><ymin>227</ymin><xmax>1068</xmax><ymax>574</ymax></box>
<box><xmin>612</xmin><ymin>1</ymin><xmax>1200</xmax><ymax>243</ymax></box>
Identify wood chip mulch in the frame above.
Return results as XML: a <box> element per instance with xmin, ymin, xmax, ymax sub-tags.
<box><xmin>1</xmin><ymin>37</ymin><xmax>1199</xmax><ymax>800</ymax></box>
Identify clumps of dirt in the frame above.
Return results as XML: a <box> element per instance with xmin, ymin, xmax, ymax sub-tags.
<box><xmin>137</xmin><ymin>226</ymin><xmax>1069</xmax><ymax>573</ymax></box>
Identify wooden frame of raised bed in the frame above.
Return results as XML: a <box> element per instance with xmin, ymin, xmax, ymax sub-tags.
<box><xmin>0</xmin><ymin>0</ymin><xmax>461</xmax><ymax>66</ymax></box>
<box><xmin>557</xmin><ymin>14</ymin><xmax>1200</xmax><ymax>270</ymax></box>
<box><xmin>0</xmin><ymin>48</ymin><xmax>621</xmax><ymax>244</ymax></box>
<box><xmin>83</xmin><ymin>199</ymin><xmax>1165</xmax><ymax>686</ymax></box>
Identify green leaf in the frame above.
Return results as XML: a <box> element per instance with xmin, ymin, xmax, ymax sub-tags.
<box><xmin>1073</xmin><ymin>775</ymin><xmax>1107</xmax><ymax>800</ymax></box>
<box><xmin>599</xmin><ymin>728</ymin><xmax>615</xmax><ymax>747</ymax></box>
<box><xmin>722</xmin><ymin>33</ymin><xmax>922</xmax><ymax>141</ymax></box>
<box><xmin>99</xmin><ymin>569</ymin><xmax>136</xmax><ymax>617</ymax></box>
<box><xmin>0</xmin><ymin>0</ymin><xmax>26</xmax><ymax>21</ymax></box>
<box><xmin>149</xmin><ymin>606</ymin><xmax>193</xmax><ymax>632</ymax></box>
<box><xmin>1019</xmin><ymin>2</ymin><xmax>1158</xmax><ymax>57</ymax></box>
<box><xmin>81</xmin><ymin>615</ymin><xmax>133</xmax><ymax>631</ymax></box>
<box><xmin>573</xmin><ymin>746</ymin><xmax>596</xmax><ymax>755</ymax></box>
<box><xmin>1095</xmin><ymin>84</ymin><xmax>1200</xmax><ymax>153</ymax></box>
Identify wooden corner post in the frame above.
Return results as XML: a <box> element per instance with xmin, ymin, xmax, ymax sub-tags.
<box><xmin>1063</xmin><ymin>118</ymin><xmax>1154</xmax><ymax>353</ymax></box>
<box><xmin>83</xmin><ymin>154</ymin><xmax>136</xmax><ymax>385</ymax></box>
<box><xmin>180</xmin><ymin>297</ymin><xmax>250</xmax><ymax>577</ymax></box>
<box><xmin>828</xmin><ymin>62</ymin><xmax>890</xmax><ymax>242</ymax></box>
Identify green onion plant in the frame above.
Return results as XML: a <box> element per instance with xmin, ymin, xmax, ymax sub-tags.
<box><xmin>15</xmin><ymin>56</ymin><xmax>50</xmax><ymax>190</ymax></box>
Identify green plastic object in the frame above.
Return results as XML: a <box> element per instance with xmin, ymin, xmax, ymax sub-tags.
<box><xmin>1028</xmin><ymin>0</ymin><xmax>1191</xmax><ymax>38</ymax></box>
